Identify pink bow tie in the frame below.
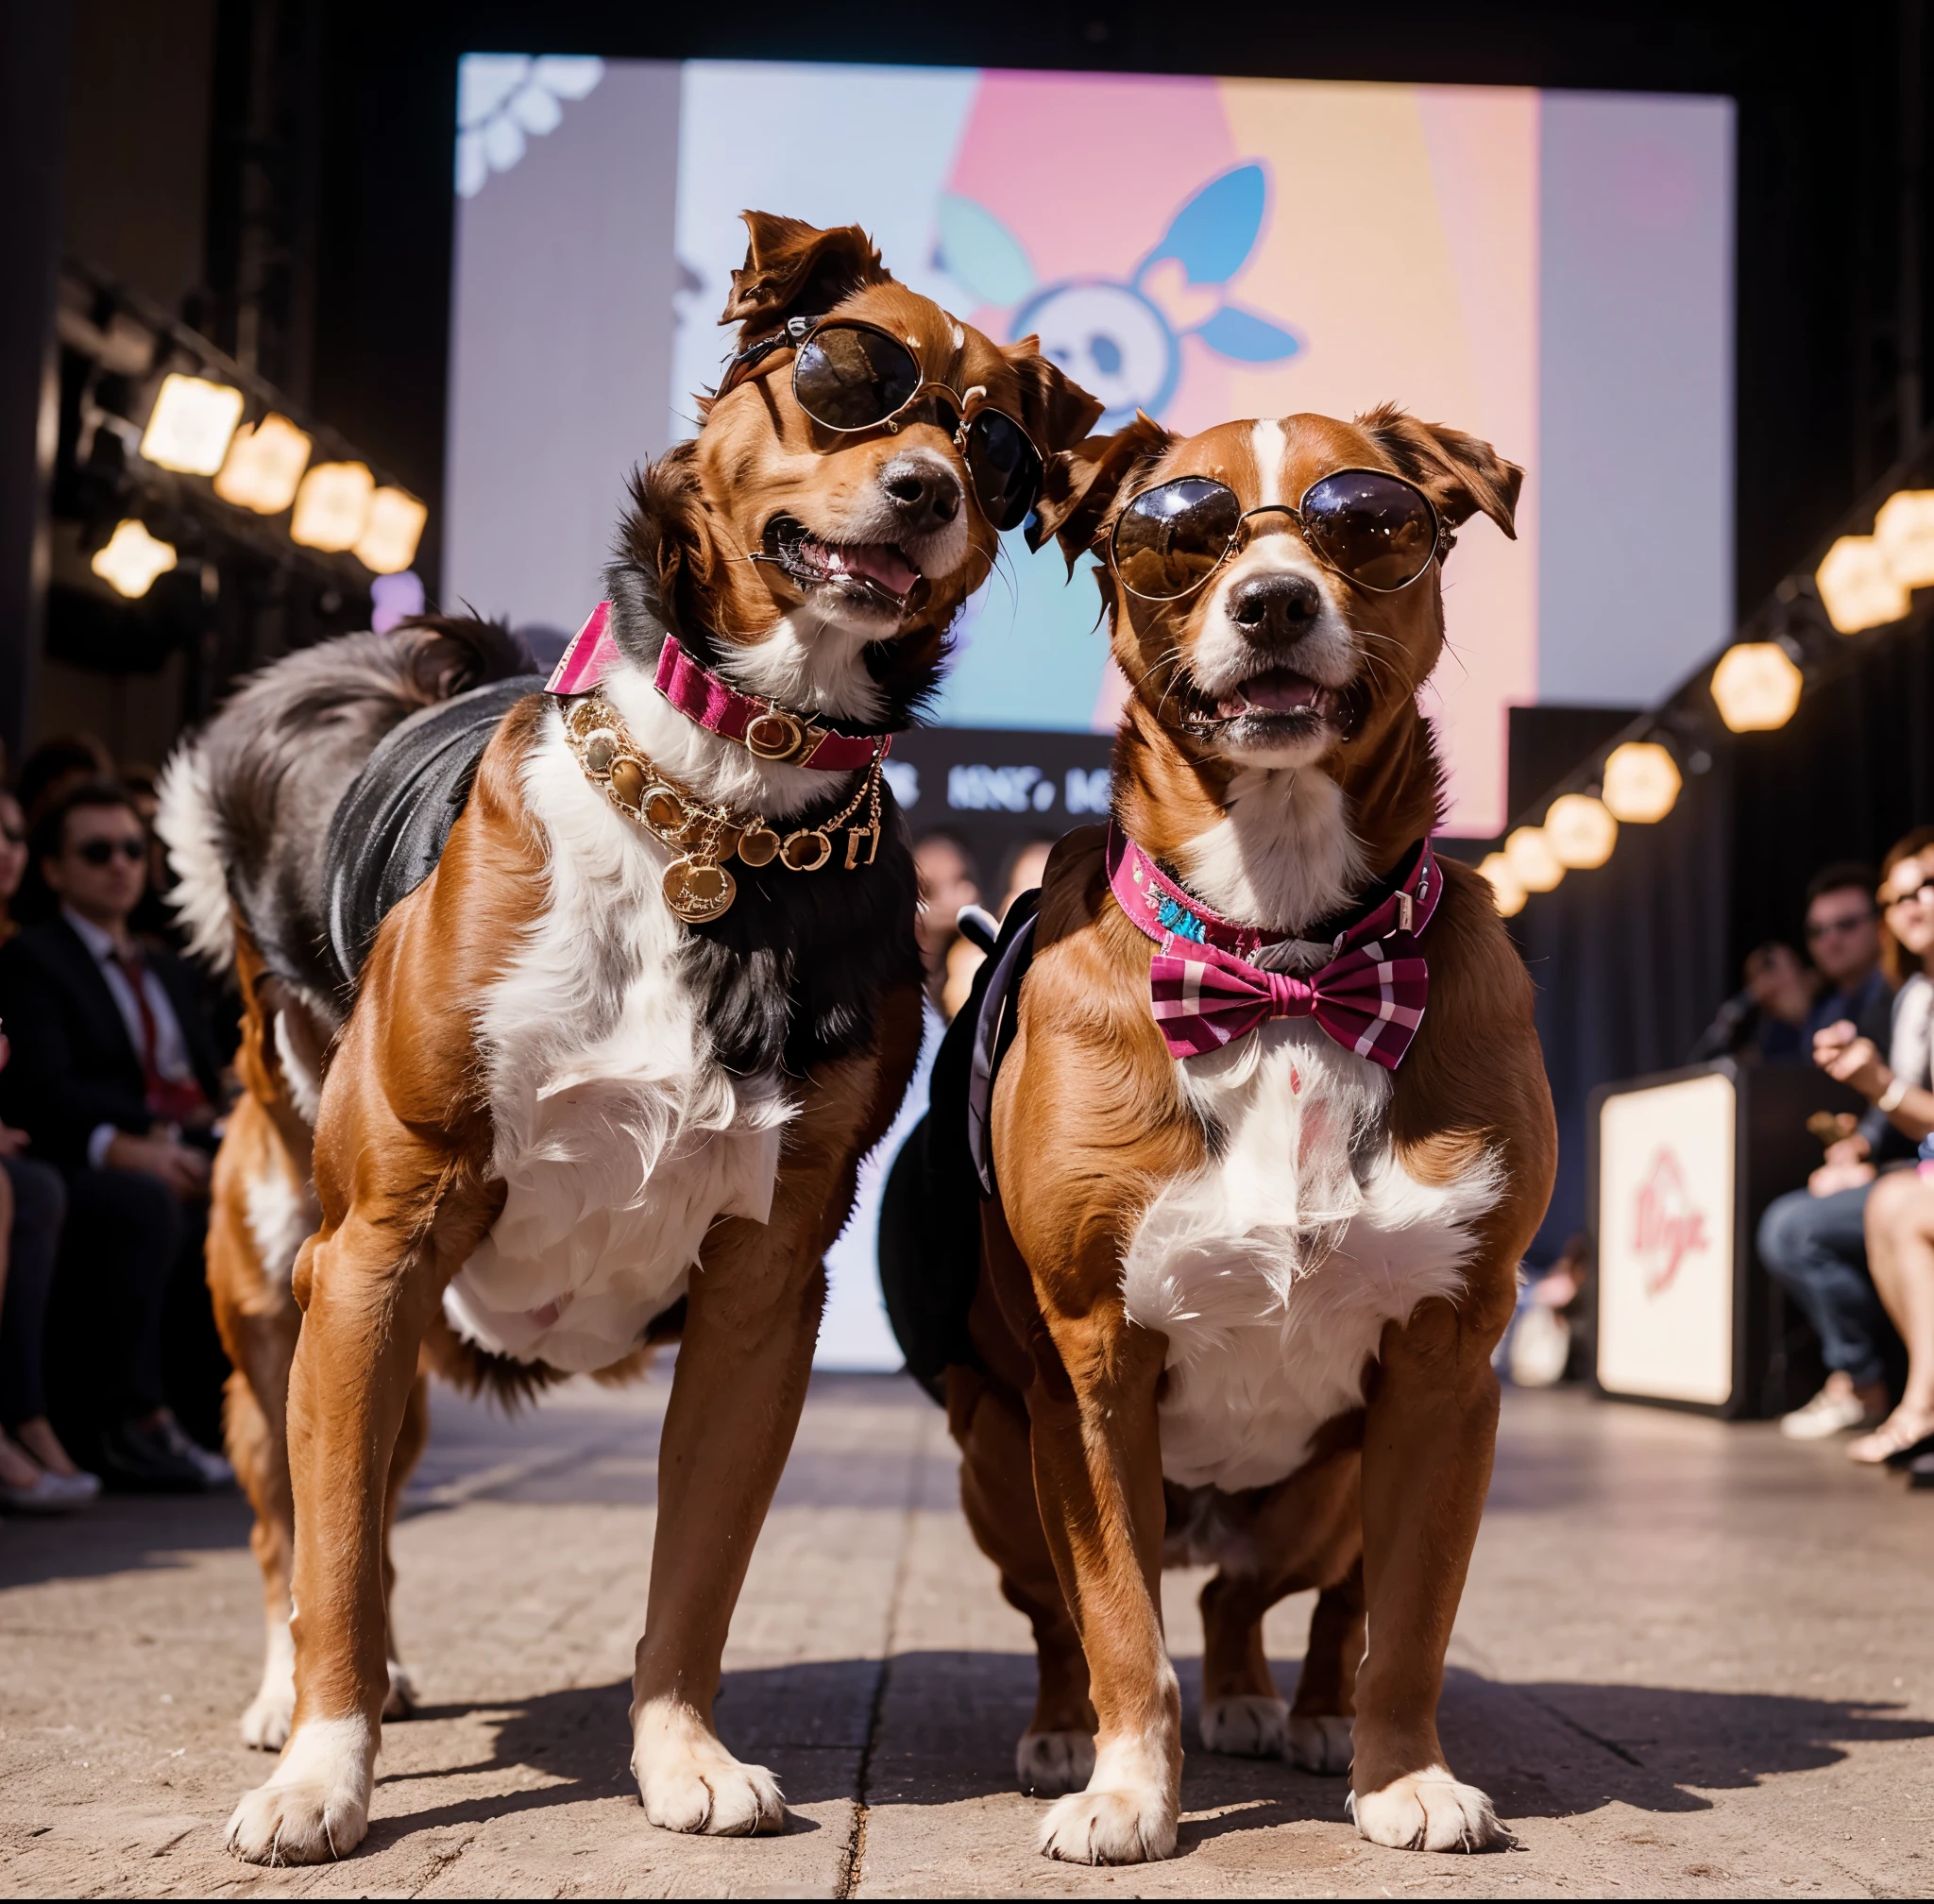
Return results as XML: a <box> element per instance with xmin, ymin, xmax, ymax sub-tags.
<box><xmin>1107</xmin><ymin>824</ymin><xmax>1436</xmax><ymax>1069</ymax></box>
<box><xmin>1149</xmin><ymin>936</ymin><xmax>1426</xmax><ymax>1068</ymax></box>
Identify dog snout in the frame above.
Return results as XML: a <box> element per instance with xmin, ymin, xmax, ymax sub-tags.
<box><xmin>878</xmin><ymin>452</ymin><xmax>962</xmax><ymax>537</ymax></box>
<box><xmin>1228</xmin><ymin>572</ymin><xmax>1323</xmax><ymax>646</ymax></box>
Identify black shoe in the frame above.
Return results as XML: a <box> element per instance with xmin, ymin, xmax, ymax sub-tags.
<box><xmin>1909</xmin><ymin>1452</ymin><xmax>1934</xmax><ymax>1490</ymax></box>
<box><xmin>1884</xmin><ymin>1426</ymin><xmax>1934</xmax><ymax>1470</ymax></box>
<box><xmin>98</xmin><ymin>1419</ymin><xmax>217</xmax><ymax>1493</ymax></box>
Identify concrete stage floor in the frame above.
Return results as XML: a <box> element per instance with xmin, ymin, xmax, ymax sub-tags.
<box><xmin>1</xmin><ymin>1374</ymin><xmax>1929</xmax><ymax>1897</ymax></box>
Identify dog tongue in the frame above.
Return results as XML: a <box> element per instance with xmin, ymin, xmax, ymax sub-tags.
<box><xmin>826</xmin><ymin>541</ymin><xmax>918</xmax><ymax>596</ymax></box>
<box><xmin>1230</xmin><ymin>668</ymin><xmax>1325</xmax><ymax>715</ymax></box>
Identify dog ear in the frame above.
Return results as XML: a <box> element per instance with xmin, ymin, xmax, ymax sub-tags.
<box><xmin>1001</xmin><ymin>336</ymin><xmax>1105</xmax><ymax>462</ymax></box>
<box><xmin>1357</xmin><ymin>404</ymin><xmax>1521</xmax><ymax>542</ymax></box>
<box><xmin>1026</xmin><ymin>412</ymin><xmax>1173</xmax><ymax>573</ymax></box>
<box><xmin>721</xmin><ymin>212</ymin><xmax>891</xmax><ymax>344</ymax></box>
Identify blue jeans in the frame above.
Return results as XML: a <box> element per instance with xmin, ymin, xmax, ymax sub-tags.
<box><xmin>1756</xmin><ymin>1183</ymin><xmax>1894</xmax><ymax>1389</ymax></box>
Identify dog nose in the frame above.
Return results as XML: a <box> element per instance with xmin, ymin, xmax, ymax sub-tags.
<box><xmin>879</xmin><ymin>453</ymin><xmax>962</xmax><ymax>536</ymax></box>
<box><xmin>1228</xmin><ymin>572</ymin><xmax>1323</xmax><ymax>643</ymax></box>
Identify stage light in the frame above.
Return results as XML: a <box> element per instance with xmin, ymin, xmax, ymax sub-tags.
<box><xmin>354</xmin><ymin>486</ymin><xmax>428</xmax><ymax>574</ymax></box>
<box><xmin>1816</xmin><ymin>535</ymin><xmax>1909</xmax><ymax>633</ymax></box>
<box><xmin>1505</xmin><ymin>826</ymin><xmax>1564</xmax><ymax>893</ymax></box>
<box><xmin>214</xmin><ymin>414</ymin><xmax>312</xmax><ymax>513</ymax></box>
<box><xmin>91</xmin><ymin>518</ymin><xmax>178</xmax><ymax>598</ymax></box>
<box><xmin>1478</xmin><ymin>852</ymin><xmax>1526</xmax><ymax>918</ymax></box>
<box><xmin>139</xmin><ymin>372</ymin><xmax>244</xmax><ymax>475</ymax></box>
<box><xmin>1710</xmin><ymin>641</ymin><xmax>1803</xmax><ymax>732</ymax></box>
<box><xmin>291</xmin><ymin>461</ymin><xmax>374</xmax><ymax>552</ymax></box>
<box><xmin>1544</xmin><ymin>793</ymin><xmax>1618</xmax><ymax>869</ymax></box>
<box><xmin>1875</xmin><ymin>489</ymin><xmax>1934</xmax><ymax>586</ymax></box>
<box><xmin>1601</xmin><ymin>740</ymin><xmax>1681</xmax><ymax>824</ymax></box>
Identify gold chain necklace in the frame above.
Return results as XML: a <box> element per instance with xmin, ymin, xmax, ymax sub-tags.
<box><xmin>561</xmin><ymin>692</ymin><xmax>886</xmax><ymax>924</ymax></box>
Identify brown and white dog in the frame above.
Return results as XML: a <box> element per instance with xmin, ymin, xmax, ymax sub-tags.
<box><xmin>937</xmin><ymin>408</ymin><xmax>1555</xmax><ymax>1861</ymax></box>
<box><xmin>157</xmin><ymin>212</ymin><xmax>1098</xmax><ymax>1864</ymax></box>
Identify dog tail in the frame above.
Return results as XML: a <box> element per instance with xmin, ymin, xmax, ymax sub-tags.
<box><xmin>161</xmin><ymin>616</ymin><xmax>531</xmax><ymax>1017</ymax></box>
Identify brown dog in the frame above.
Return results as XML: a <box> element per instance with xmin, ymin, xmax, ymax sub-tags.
<box><xmin>942</xmin><ymin>408</ymin><xmax>1554</xmax><ymax>1861</ymax></box>
<box><xmin>161</xmin><ymin>212</ymin><xmax>1097</xmax><ymax>1863</ymax></box>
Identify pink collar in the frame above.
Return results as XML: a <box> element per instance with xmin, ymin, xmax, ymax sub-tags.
<box><xmin>545</xmin><ymin>600</ymin><xmax>892</xmax><ymax>771</ymax></box>
<box><xmin>1105</xmin><ymin>822</ymin><xmax>1440</xmax><ymax>957</ymax></box>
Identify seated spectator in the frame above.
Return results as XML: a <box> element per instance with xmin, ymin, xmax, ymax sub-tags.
<box><xmin>1760</xmin><ymin>831</ymin><xmax>1934</xmax><ymax>1440</ymax></box>
<box><xmin>0</xmin><ymin>780</ymin><xmax>231</xmax><ymax>1491</ymax></box>
<box><xmin>1798</xmin><ymin>861</ymin><xmax>1894</xmax><ymax>1046</ymax></box>
<box><xmin>913</xmin><ymin>830</ymin><xmax>981</xmax><ymax>1019</ymax></box>
<box><xmin>0</xmin><ymin>786</ymin><xmax>25</xmax><ymax>941</ymax></box>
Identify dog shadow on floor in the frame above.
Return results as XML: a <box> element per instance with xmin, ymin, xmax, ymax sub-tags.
<box><xmin>350</xmin><ymin>1648</ymin><xmax>1934</xmax><ymax>1855</ymax></box>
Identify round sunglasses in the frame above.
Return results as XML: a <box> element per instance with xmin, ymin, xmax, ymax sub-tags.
<box><xmin>718</xmin><ymin>315</ymin><xmax>1045</xmax><ymax>532</ymax></box>
<box><xmin>1110</xmin><ymin>468</ymin><xmax>1444</xmax><ymax>603</ymax></box>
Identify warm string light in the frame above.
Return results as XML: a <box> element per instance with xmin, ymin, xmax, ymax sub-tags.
<box><xmin>1544</xmin><ymin>793</ymin><xmax>1618</xmax><ymax>869</ymax></box>
<box><xmin>354</xmin><ymin>487</ymin><xmax>428</xmax><ymax>573</ymax></box>
<box><xmin>1601</xmin><ymin>741</ymin><xmax>1681</xmax><ymax>824</ymax></box>
<box><xmin>214</xmin><ymin>414</ymin><xmax>312</xmax><ymax>514</ymax></box>
<box><xmin>1479</xmin><ymin>852</ymin><xmax>1526</xmax><ymax>918</ymax></box>
<box><xmin>1505</xmin><ymin>826</ymin><xmax>1564</xmax><ymax>893</ymax></box>
<box><xmin>91</xmin><ymin>519</ymin><xmax>178</xmax><ymax>598</ymax></box>
<box><xmin>139</xmin><ymin>373</ymin><xmax>245</xmax><ymax>475</ymax></box>
<box><xmin>1710</xmin><ymin>641</ymin><xmax>1804</xmax><ymax>732</ymax></box>
<box><xmin>291</xmin><ymin>461</ymin><xmax>375</xmax><ymax>552</ymax></box>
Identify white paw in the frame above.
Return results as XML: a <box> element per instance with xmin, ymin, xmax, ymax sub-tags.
<box><xmin>1200</xmin><ymin>1694</ymin><xmax>1288</xmax><ymax>1758</ymax></box>
<box><xmin>1349</xmin><ymin>1765</ymin><xmax>1514</xmax><ymax>1851</ymax></box>
<box><xmin>1287</xmin><ymin>1712</ymin><xmax>1354</xmax><ymax>1775</ymax></box>
<box><xmin>631</xmin><ymin>1695</ymin><xmax>784</xmax><ymax>1836</ymax></box>
<box><xmin>1037</xmin><ymin>1729</ymin><xmax>1178</xmax><ymax>1865</ymax></box>
<box><xmin>224</xmin><ymin>1716</ymin><xmax>374</xmax><ymax>1864</ymax></box>
<box><xmin>1016</xmin><ymin>1727</ymin><xmax>1094</xmax><ymax>1795</ymax></box>
<box><xmin>383</xmin><ymin>1658</ymin><xmax>418</xmax><ymax>1719</ymax></box>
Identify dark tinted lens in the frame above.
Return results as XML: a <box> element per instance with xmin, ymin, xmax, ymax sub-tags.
<box><xmin>1298</xmin><ymin>470</ymin><xmax>1437</xmax><ymax>590</ymax></box>
<box><xmin>963</xmin><ymin>411</ymin><xmax>1042</xmax><ymax>530</ymax></box>
<box><xmin>791</xmin><ymin>325</ymin><xmax>922</xmax><ymax>431</ymax></box>
<box><xmin>1112</xmin><ymin>479</ymin><xmax>1244</xmax><ymax>600</ymax></box>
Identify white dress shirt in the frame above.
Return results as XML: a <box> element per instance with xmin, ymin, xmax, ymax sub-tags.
<box><xmin>62</xmin><ymin>906</ymin><xmax>198</xmax><ymax>1168</ymax></box>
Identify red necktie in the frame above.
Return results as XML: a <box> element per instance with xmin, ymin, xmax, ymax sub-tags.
<box><xmin>111</xmin><ymin>947</ymin><xmax>209</xmax><ymax>1124</ymax></box>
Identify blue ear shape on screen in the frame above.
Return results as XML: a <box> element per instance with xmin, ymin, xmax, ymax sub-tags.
<box><xmin>1144</xmin><ymin>164</ymin><xmax>1267</xmax><ymax>286</ymax></box>
<box><xmin>934</xmin><ymin>195</ymin><xmax>1039</xmax><ymax>308</ymax></box>
<box><xmin>1191</xmin><ymin>305</ymin><xmax>1301</xmax><ymax>364</ymax></box>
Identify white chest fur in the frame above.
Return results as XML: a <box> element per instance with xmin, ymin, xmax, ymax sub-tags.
<box><xmin>441</xmin><ymin>698</ymin><xmax>795</xmax><ymax>1373</ymax></box>
<box><xmin>1121</xmin><ymin>1020</ymin><xmax>1501</xmax><ymax>1493</ymax></box>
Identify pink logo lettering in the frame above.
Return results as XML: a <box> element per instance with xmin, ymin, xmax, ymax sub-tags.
<box><xmin>1632</xmin><ymin>1147</ymin><xmax>1708</xmax><ymax>1297</ymax></box>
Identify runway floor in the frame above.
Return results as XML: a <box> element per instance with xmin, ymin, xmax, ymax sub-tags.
<box><xmin>1</xmin><ymin>1373</ymin><xmax>1929</xmax><ymax>1896</ymax></box>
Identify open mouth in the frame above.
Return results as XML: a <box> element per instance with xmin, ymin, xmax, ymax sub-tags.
<box><xmin>764</xmin><ymin>515</ymin><xmax>925</xmax><ymax>614</ymax></box>
<box><xmin>1173</xmin><ymin>664</ymin><xmax>1368</xmax><ymax>741</ymax></box>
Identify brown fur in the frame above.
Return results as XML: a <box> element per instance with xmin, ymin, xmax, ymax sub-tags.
<box><xmin>953</xmin><ymin>410</ymin><xmax>1555</xmax><ymax>1860</ymax></box>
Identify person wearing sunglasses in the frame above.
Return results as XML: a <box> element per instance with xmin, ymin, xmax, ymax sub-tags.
<box><xmin>1762</xmin><ymin>840</ymin><xmax>1934</xmax><ymax>1443</ymax></box>
<box><xmin>0</xmin><ymin>779</ymin><xmax>230</xmax><ymax>1492</ymax></box>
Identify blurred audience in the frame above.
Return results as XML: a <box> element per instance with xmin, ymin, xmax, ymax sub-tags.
<box><xmin>1760</xmin><ymin>833</ymin><xmax>1934</xmax><ymax>1441</ymax></box>
<box><xmin>1798</xmin><ymin>861</ymin><xmax>1893</xmax><ymax>1045</ymax></box>
<box><xmin>0</xmin><ymin>780</ymin><xmax>230</xmax><ymax>1491</ymax></box>
<box><xmin>913</xmin><ymin>830</ymin><xmax>981</xmax><ymax>1019</ymax></box>
<box><xmin>1690</xmin><ymin>940</ymin><xmax>1819</xmax><ymax>1062</ymax></box>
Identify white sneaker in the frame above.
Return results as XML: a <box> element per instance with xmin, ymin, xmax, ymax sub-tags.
<box><xmin>1780</xmin><ymin>1384</ymin><xmax>1873</xmax><ymax>1439</ymax></box>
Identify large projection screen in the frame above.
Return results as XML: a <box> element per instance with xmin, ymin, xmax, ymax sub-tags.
<box><xmin>445</xmin><ymin>58</ymin><xmax>1735</xmax><ymax>1365</ymax></box>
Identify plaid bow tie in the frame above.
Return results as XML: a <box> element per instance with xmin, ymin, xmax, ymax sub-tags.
<box><xmin>1148</xmin><ymin>936</ymin><xmax>1427</xmax><ymax>1067</ymax></box>
<box><xmin>1107</xmin><ymin>824</ymin><xmax>1437</xmax><ymax>1070</ymax></box>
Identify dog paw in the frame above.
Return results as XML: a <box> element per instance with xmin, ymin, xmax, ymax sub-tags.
<box><xmin>382</xmin><ymin>1659</ymin><xmax>418</xmax><ymax>1719</ymax></box>
<box><xmin>1200</xmin><ymin>1694</ymin><xmax>1288</xmax><ymax>1758</ymax></box>
<box><xmin>631</xmin><ymin>1695</ymin><xmax>784</xmax><ymax>1836</ymax></box>
<box><xmin>1039</xmin><ymin>1785</ymin><xmax>1178</xmax><ymax>1864</ymax></box>
<box><xmin>1286</xmin><ymin>1711</ymin><xmax>1353</xmax><ymax>1775</ymax></box>
<box><xmin>224</xmin><ymin>1717</ymin><xmax>374</xmax><ymax>1864</ymax></box>
<box><xmin>1016</xmin><ymin>1727</ymin><xmax>1095</xmax><ymax>1795</ymax></box>
<box><xmin>238</xmin><ymin>1685</ymin><xmax>294</xmax><ymax>1752</ymax></box>
<box><xmin>1349</xmin><ymin>1766</ymin><xmax>1514</xmax><ymax>1852</ymax></box>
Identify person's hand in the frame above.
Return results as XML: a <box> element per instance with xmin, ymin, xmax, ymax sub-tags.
<box><xmin>1809</xmin><ymin>1157</ymin><xmax>1877</xmax><ymax>1196</ymax></box>
<box><xmin>1814</xmin><ymin>1020</ymin><xmax>1891</xmax><ymax>1099</ymax></box>
<box><xmin>1823</xmin><ymin>1132</ymin><xmax>1872</xmax><ymax>1169</ymax></box>
<box><xmin>0</xmin><ymin>1123</ymin><xmax>30</xmax><ymax>1159</ymax></box>
<box><xmin>105</xmin><ymin>1132</ymin><xmax>210</xmax><ymax>1198</ymax></box>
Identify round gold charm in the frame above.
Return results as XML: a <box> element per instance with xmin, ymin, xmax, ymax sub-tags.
<box><xmin>662</xmin><ymin>857</ymin><xmax>736</xmax><ymax>923</ymax></box>
<box><xmin>642</xmin><ymin>786</ymin><xmax>688</xmax><ymax>839</ymax></box>
<box><xmin>738</xmin><ymin>825</ymin><xmax>781</xmax><ymax>868</ymax></box>
<box><xmin>609</xmin><ymin>756</ymin><xmax>647</xmax><ymax>810</ymax></box>
<box><xmin>780</xmin><ymin>828</ymin><xmax>833</xmax><ymax>873</ymax></box>
<box><xmin>745</xmin><ymin>709</ymin><xmax>806</xmax><ymax>760</ymax></box>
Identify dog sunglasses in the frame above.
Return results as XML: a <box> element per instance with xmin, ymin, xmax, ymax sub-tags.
<box><xmin>718</xmin><ymin>315</ymin><xmax>1045</xmax><ymax>532</ymax></box>
<box><xmin>1109</xmin><ymin>468</ymin><xmax>1444</xmax><ymax>603</ymax></box>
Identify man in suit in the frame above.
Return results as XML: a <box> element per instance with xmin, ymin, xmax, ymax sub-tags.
<box><xmin>0</xmin><ymin>779</ymin><xmax>230</xmax><ymax>1489</ymax></box>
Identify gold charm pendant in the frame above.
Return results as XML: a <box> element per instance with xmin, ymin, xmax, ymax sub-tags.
<box><xmin>662</xmin><ymin>856</ymin><xmax>737</xmax><ymax>924</ymax></box>
<box><xmin>738</xmin><ymin>825</ymin><xmax>782</xmax><ymax>868</ymax></box>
